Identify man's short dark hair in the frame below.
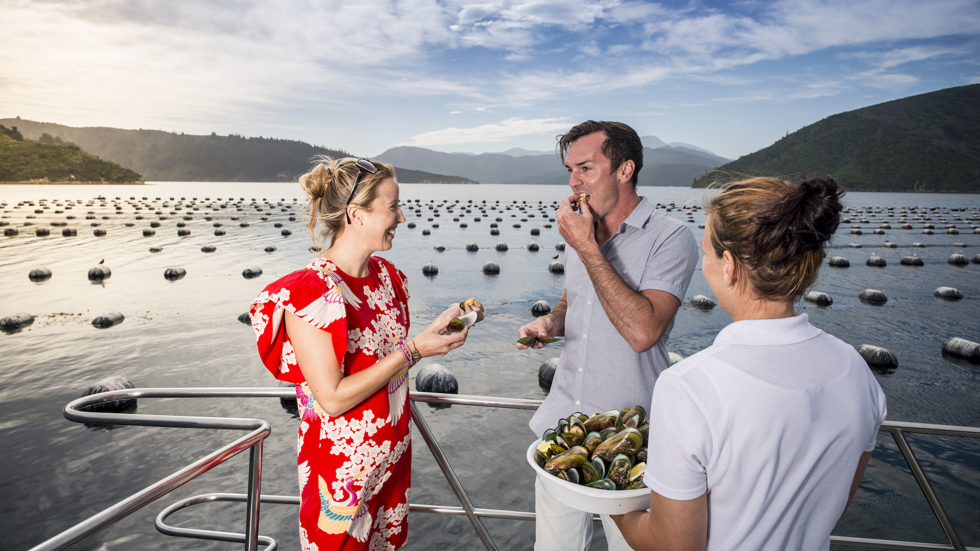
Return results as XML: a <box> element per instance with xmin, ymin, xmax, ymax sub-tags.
<box><xmin>557</xmin><ymin>120</ymin><xmax>644</xmax><ymax>187</ymax></box>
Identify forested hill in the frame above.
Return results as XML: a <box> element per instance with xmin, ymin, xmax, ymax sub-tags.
<box><xmin>0</xmin><ymin>125</ymin><xmax>143</xmax><ymax>183</ymax></box>
<box><xmin>694</xmin><ymin>84</ymin><xmax>980</xmax><ymax>192</ymax></box>
<box><xmin>0</xmin><ymin>119</ymin><xmax>475</xmax><ymax>184</ymax></box>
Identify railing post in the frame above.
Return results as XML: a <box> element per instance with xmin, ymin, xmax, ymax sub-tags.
<box><xmin>889</xmin><ymin>428</ymin><xmax>965</xmax><ymax>551</ymax></box>
<box><xmin>410</xmin><ymin>401</ymin><xmax>499</xmax><ymax>551</ymax></box>
<box><xmin>244</xmin><ymin>440</ymin><xmax>263</xmax><ymax>551</ymax></box>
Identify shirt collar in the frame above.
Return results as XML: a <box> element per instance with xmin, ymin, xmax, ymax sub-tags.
<box><xmin>619</xmin><ymin>197</ymin><xmax>655</xmax><ymax>232</ymax></box>
<box><xmin>712</xmin><ymin>313</ymin><xmax>822</xmax><ymax>346</ymax></box>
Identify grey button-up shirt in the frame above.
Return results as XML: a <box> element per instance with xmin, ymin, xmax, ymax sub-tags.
<box><xmin>529</xmin><ymin>197</ymin><xmax>699</xmax><ymax>436</ymax></box>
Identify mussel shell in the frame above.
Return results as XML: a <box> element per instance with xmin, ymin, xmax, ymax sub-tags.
<box><xmin>634</xmin><ymin>447</ymin><xmax>648</xmax><ymax>465</ymax></box>
<box><xmin>623</xmin><ymin>405</ymin><xmax>646</xmax><ymax>428</ymax></box>
<box><xmin>608</xmin><ymin>454</ymin><xmax>633</xmax><ymax>490</ymax></box>
<box><xmin>582</xmin><ymin>432</ymin><xmax>604</xmax><ymax>456</ymax></box>
<box><xmin>561</xmin><ymin>431</ymin><xmax>585</xmax><ymax>447</ymax></box>
<box><xmin>627</xmin><ymin>479</ymin><xmax>647</xmax><ymax>490</ymax></box>
<box><xmin>570</xmin><ymin>412</ymin><xmax>589</xmax><ymax>423</ymax></box>
<box><xmin>580</xmin><ymin>460</ymin><xmax>600</xmax><ymax>485</ymax></box>
<box><xmin>637</xmin><ymin>422</ymin><xmax>649</xmax><ymax>446</ymax></box>
<box><xmin>542</xmin><ymin>428</ymin><xmax>557</xmax><ymax>443</ymax></box>
<box><xmin>567</xmin><ymin>415</ymin><xmax>587</xmax><ymax>437</ymax></box>
<box><xmin>599</xmin><ymin>427</ymin><xmax>617</xmax><ymax>441</ymax></box>
<box><xmin>448</xmin><ymin>318</ymin><xmax>465</xmax><ymax>333</ymax></box>
<box><xmin>594</xmin><ymin>428</ymin><xmax>644</xmax><ymax>462</ymax></box>
<box><xmin>558</xmin><ymin>467</ymin><xmax>581</xmax><ymax>485</ymax></box>
<box><xmin>557</xmin><ymin>418</ymin><xmax>569</xmax><ymax>435</ymax></box>
<box><xmin>544</xmin><ymin>446</ymin><xmax>588</xmax><ymax>474</ymax></box>
<box><xmin>584</xmin><ymin>409</ymin><xmax>621</xmax><ymax>433</ymax></box>
<box><xmin>534</xmin><ymin>449</ymin><xmax>547</xmax><ymax>468</ymax></box>
<box><xmin>586</xmin><ymin>478</ymin><xmax>617</xmax><ymax>490</ymax></box>
<box><xmin>591</xmin><ymin>456</ymin><xmax>606</xmax><ymax>479</ymax></box>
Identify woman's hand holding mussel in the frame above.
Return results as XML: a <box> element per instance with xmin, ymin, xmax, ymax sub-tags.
<box><xmin>412</xmin><ymin>304</ymin><xmax>473</xmax><ymax>358</ymax></box>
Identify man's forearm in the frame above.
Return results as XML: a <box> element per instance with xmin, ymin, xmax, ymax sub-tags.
<box><xmin>577</xmin><ymin>244</ymin><xmax>661</xmax><ymax>351</ymax></box>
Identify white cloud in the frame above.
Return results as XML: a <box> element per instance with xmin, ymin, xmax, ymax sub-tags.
<box><xmin>407</xmin><ymin>117</ymin><xmax>570</xmax><ymax>145</ymax></box>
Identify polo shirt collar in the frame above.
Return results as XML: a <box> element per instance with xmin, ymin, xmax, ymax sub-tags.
<box><xmin>713</xmin><ymin>313</ymin><xmax>822</xmax><ymax>346</ymax></box>
<box><xmin>619</xmin><ymin>197</ymin><xmax>654</xmax><ymax>232</ymax></box>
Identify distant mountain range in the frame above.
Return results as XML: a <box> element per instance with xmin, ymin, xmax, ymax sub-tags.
<box><xmin>695</xmin><ymin>84</ymin><xmax>980</xmax><ymax>192</ymax></box>
<box><xmin>0</xmin><ymin>119</ymin><xmax>474</xmax><ymax>184</ymax></box>
<box><xmin>376</xmin><ymin>139</ymin><xmax>729</xmax><ymax>186</ymax></box>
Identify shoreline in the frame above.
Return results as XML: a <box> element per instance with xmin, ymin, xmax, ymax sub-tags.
<box><xmin>0</xmin><ymin>180</ymin><xmax>145</xmax><ymax>185</ymax></box>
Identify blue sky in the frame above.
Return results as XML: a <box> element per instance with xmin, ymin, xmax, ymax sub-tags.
<box><xmin>1</xmin><ymin>0</ymin><xmax>978</xmax><ymax>160</ymax></box>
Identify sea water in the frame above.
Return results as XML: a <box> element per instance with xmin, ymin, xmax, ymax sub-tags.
<box><xmin>0</xmin><ymin>183</ymin><xmax>978</xmax><ymax>550</ymax></box>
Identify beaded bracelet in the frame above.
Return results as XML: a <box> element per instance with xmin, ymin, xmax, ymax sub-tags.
<box><xmin>397</xmin><ymin>338</ymin><xmax>415</xmax><ymax>367</ymax></box>
<box><xmin>409</xmin><ymin>340</ymin><xmax>422</xmax><ymax>365</ymax></box>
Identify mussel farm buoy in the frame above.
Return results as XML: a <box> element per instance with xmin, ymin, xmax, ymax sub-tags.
<box><xmin>92</xmin><ymin>311</ymin><xmax>124</xmax><ymax>328</ymax></box>
<box><xmin>466</xmin><ymin>242</ymin><xmax>479</xmax><ymax>252</ymax></box>
<box><xmin>0</xmin><ymin>313</ymin><xmax>34</xmax><ymax>332</ymax></box>
<box><xmin>242</xmin><ymin>267</ymin><xmax>263</xmax><ymax>279</ymax></box>
<box><xmin>415</xmin><ymin>364</ymin><xmax>458</xmax><ymax>394</ymax></box>
<box><xmin>866</xmin><ymin>255</ymin><xmax>886</xmax><ymax>267</ymax></box>
<box><xmin>858</xmin><ymin>289</ymin><xmax>887</xmax><ymax>304</ymax></box>
<box><xmin>407</xmin><ymin>222</ymin><xmax>416</xmax><ymax>229</ymax></box>
<box><xmin>829</xmin><ymin>257</ymin><xmax>850</xmax><ymax>267</ymax></box>
<box><xmin>422</xmin><ymin>229</ymin><xmax>431</xmax><ymax>236</ymax></box>
<box><xmin>35</xmin><ymin>228</ymin><xmax>50</xmax><ymax>237</ymax></box>
<box><xmin>264</xmin><ymin>246</ymin><xmax>276</xmax><ymax>253</ymax></box>
<box><xmin>847</xmin><ymin>242</ymin><xmax>862</xmax><ymax>248</ymax></box>
<box><xmin>527</xmin><ymin>243</ymin><xmax>539</xmax><ymax>252</ymax></box>
<box><xmin>200</xmin><ymin>245</ymin><xmax>216</xmax><ymax>253</ymax></box>
<box><xmin>279</xmin><ymin>380</ymin><xmax>297</xmax><ymax>412</ymax></box>
<box><xmin>911</xmin><ymin>242</ymin><xmax>924</xmax><ymax>248</ymax></box>
<box><xmin>900</xmin><ymin>255</ymin><xmax>923</xmax><ymax>266</ymax></box>
<box><xmin>555</xmin><ymin>243</ymin><xmax>565</xmax><ymax>251</ymax></box>
<box><xmin>434</xmin><ymin>244</ymin><xmax>445</xmax><ymax>252</ymax></box>
<box><xmin>93</xmin><ymin>229</ymin><xmax>107</xmax><ymax>237</ymax></box>
<box><xmin>164</xmin><ymin>267</ymin><xmax>186</xmax><ymax>281</ymax></box>
<box><xmin>490</xmin><ymin>228</ymin><xmax>500</xmax><ymax>236</ymax></box>
<box><xmin>281</xmin><ymin>229</ymin><xmax>291</xmax><ymax>236</ymax></box>
<box><xmin>804</xmin><ymin>291</ymin><xmax>833</xmax><ymax>305</ymax></box>
<box><xmin>62</xmin><ymin>228</ymin><xmax>76</xmax><ymax>237</ymax></box>
<box><xmin>934</xmin><ymin>287</ymin><xmax>963</xmax><ymax>300</ymax></box>
<box><xmin>973</xmin><ymin>254</ymin><xmax>980</xmax><ymax>264</ymax></box>
<box><xmin>28</xmin><ymin>267</ymin><xmax>52</xmax><ymax>282</ymax></box>
<box><xmin>948</xmin><ymin>253</ymin><xmax>968</xmax><ymax>266</ymax></box>
<box><xmin>149</xmin><ymin>247</ymin><xmax>163</xmax><ymax>253</ymax></box>
<box><xmin>422</xmin><ymin>263</ymin><xmax>438</xmax><ymax>276</ymax></box>
<box><xmin>88</xmin><ymin>265</ymin><xmax>111</xmax><ymax>281</ymax></box>
<box><xmin>530</xmin><ymin>227</ymin><xmax>540</xmax><ymax>235</ymax></box>
<box><xmin>942</xmin><ymin>338</ymin><xmax>980</xmax><ymax>363</ymax></box>
<box><xmin>483</xmin><ymin>261</ymin><xmax>500</xmax><ymax>274</ymax></box>
<box><xmin>238</xmin><ymin>312</ymin><xmax>251</xmax><ymax>324</ymax></box>
<box><xmin>143</xmin><ymin>229</ymin><xmax>156</xmax><ymax>237</ymax></box>
<box><xmin>690</xmin><ymin>295</ymin><xmax>716</xmax><ymax>309</ymax></box>
<box><xmin>531</xmin><ymin>300</ymin><xmax>551</xmax><ymax>317</ymax></box>
<box><xmin>538</xmin><ymin>358</ymin><xmax>558</xmax><ymax>391</ymax></box>
<box><xmin>3</xmin><ymin>228</ymin><xmax>17</xmax><ymax>237</ymax></box>
<box><xmin>81</xmin><ymin>376</ymin><xmax>137</xmax><ymax>412</ymax></box>
<box><xmin>856</xmin><ymin>345</ymin><xmax>898</xmax><ymax>371</ymax></box>
<box><xmin>548</xmin><ymin>260</ymin><xmax>564</xmax><ymax>274</ymax></box>
<box><xmin>214</xmin><ymin>229</ymin><xmax>226</xmax><ymax>236</ymax></box>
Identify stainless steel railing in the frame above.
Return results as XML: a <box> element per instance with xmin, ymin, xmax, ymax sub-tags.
<box><xmin>28</xmin><ymin>388</ymin><xmax>980</xmax><ymax>551</ymax></box>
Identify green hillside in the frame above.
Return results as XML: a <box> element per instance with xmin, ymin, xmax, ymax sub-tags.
<box><xmin>0</xmin><ymin>125</ymin><xmax>143</xmax><ymax>183</ymax></box>
<box><xmin>695</xmin><ymin>84</ymin><xmax>980</xmax><ymax>192</ymax></box>
<box><xmin>0</xmin><ymin>119</ymin><xmax>475</xmax><ymax>184</ymax></box>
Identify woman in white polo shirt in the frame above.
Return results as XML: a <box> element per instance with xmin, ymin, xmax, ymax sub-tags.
<box><xmin>612</xmin><ymin>176</ymin><xmax>887</xmax><ymax>551</ymax></box>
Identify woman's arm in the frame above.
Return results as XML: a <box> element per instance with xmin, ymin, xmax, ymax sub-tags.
<box><xmin>844</xmin><ymin>451</ymin><xmax>872</xmax><ymax>514</ymax></box>
<box><xmin>612</xmin><ymin>490</ymin><xmax>708</xmax><ymax>551</ymax></box>
<box><xmin>287</xmin><ymin>305</ymin><xmax>470</xmax><ymax>417</ymax></box>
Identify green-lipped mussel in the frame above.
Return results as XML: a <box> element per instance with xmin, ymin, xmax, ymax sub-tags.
<box><xmin>536</xmin><ymin>405</ymin><xmax>650</xmax><ymax>491</ymax></box>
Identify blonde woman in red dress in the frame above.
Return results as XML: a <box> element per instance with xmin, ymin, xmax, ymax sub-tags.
<box><xmin>250</xmin><ymin>158</ymin><xmax>482</xmax><ymax>550</ymax></box>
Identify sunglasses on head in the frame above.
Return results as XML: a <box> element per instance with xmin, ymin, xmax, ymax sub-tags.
<box><xmin>345</xmin><ymin>158</ymin><xmax>378</xmax><ymax>224</ymax></box>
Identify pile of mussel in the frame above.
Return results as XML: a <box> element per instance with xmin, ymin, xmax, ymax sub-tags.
<box><xmin>533</xmin><ymin>405</ymin><xmax>648</xmax><ymax>491</ymax></box>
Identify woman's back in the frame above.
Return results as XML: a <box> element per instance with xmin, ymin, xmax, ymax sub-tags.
<box><xmin>645</xmin><ymin>314</ymin><xmax>887</xmax><ymax>551</ymax></box>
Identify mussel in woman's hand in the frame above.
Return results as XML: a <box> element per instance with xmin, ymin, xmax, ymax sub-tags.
<box><xmin>517</xmin><ymin>335</ymin><xmax>562</xmax><ymax>346</ymax></box>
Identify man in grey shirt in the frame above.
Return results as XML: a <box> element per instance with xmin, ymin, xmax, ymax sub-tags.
<box><xmin>518</xmin><ymin>120</ymin><xmax>698</xmax><ymax>551</ymax></box>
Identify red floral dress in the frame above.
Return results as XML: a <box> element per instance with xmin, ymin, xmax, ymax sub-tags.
<box><xmin>250</xmin><ymin>255</ymin><xmax>412</xmax><ymax>551</ymax></box>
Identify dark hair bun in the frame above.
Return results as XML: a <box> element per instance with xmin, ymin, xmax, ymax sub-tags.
<box><xmin>755</xmin><ymin>176</ymin><xmax>843</xmax><ymax>263</ymax></box>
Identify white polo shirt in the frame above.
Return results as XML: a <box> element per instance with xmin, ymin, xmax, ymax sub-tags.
<box><xmin>644</xmin><ymin>314</ymin><xmax>887</xmax><ymax>551</ymax></box>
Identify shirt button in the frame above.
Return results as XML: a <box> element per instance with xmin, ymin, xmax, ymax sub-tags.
<box><xmin>583</xmin><ymin>334</ymin><xmax>587</xmax><ymax>339</ymax></box>
<box><xmin>575</xmin><ymin>400</ymin><xmax>580</xmax><ymax>405</ymax></box>
<box><xmin>587</xmin><ymin>300</ymin><xmax>592</xmax><ymax>305</ymax></box>
<box><xmin>578</xmin><ymin>368</ymin><xmax>583</xmax><ymax>372</ymax></box>
<box><xmin>623</xmin><ymin>269</ymin><xmax>628</xmax><ymax>274</ymax></box>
